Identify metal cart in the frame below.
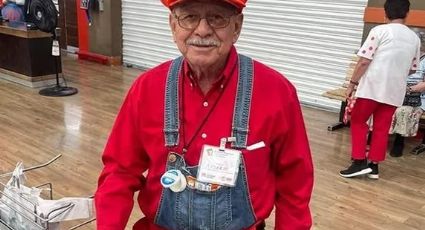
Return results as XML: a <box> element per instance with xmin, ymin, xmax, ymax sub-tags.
<box><xmin>0</xmin><ymin>155</ymin><xmax>95</xmax><ymax>230</ymax></box>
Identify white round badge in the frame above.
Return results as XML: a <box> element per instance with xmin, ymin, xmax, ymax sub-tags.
<box><xmin>160</xmin><ymin>169</ymin><xmax>187</xmax><ymax>192</ymax></box>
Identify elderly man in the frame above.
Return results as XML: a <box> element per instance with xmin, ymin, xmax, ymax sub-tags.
<box><xmin>95</xmin><ymin>0</ymin><xmax>314</xmax><ymax>229</ymax></box>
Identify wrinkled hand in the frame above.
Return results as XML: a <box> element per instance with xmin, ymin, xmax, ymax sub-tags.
<box><xmin>346</xmin><ymin>84</ymin><xmax>355</xmax><ymax>99</ymax></box>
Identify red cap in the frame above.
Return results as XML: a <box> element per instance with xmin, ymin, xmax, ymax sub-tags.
<box><xmin>161</xmin><ymin>0</ymin><xmax>247</xmax><ymax>11</ymax></box>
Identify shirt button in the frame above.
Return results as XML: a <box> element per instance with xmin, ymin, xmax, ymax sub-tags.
<box><xmin>203</xmin><ymin>101</ymin><xmax>209</xmax><ymax>107</ymax></box>
<box><xmin>220</xmin><ymin>84</ymin><xmax>224</xmax><ymax>89</ymax></box>
<box><xmin>201</xmin><ymin>133</ymin><xmax>207</xmax><ymax>139</ymax></box>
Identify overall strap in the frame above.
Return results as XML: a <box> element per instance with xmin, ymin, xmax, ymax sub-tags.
<box><xmin>231</xmin><ymin>54</ymin><xmax>254</xmax><ymax>149</ymax></box>
<box><xmin>163</xmin><ymin>54</ymin><xmax>254</xmax><ymax>149</ymax></box>
<box><xmin>164</xmin><ymin>56</ymin><xmax>184</xmax><ymax>147</ymax></box>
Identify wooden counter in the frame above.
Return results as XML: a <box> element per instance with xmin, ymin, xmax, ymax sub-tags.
<box><xmin>0</xmin><ymin>21</ymin><xmax>61</xmax><ymax>87</ymax></box>
<box><xmin>0</xmin><ymin>21</ymin><xmax>51</xmax><ymax>38</ymax></box>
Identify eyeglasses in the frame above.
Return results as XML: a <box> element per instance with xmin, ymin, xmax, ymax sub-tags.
<box><xmin>173</xmin><ymin>13</ymin><xmax>235</xmax><ymax>30</ymax></box>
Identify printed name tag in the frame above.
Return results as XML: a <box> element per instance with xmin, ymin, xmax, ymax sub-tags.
<box><xmin>197</xmin><ymin>145</ymin><xmax>241</xmax><ymax>187</ymax></box>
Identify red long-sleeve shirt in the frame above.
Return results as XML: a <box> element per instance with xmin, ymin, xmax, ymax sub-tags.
<box><xmin>95</xmin><ymin>47</ymin><xmax>314</xmax><ymax>229</ymax></box>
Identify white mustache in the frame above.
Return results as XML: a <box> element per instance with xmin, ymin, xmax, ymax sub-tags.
<box><xmin>186</xmin><ymin>39</ymin><xmax>220</xmax><ymax>47</ymax></box>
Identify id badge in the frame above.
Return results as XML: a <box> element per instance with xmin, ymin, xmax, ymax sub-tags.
<box><xmin>197</xmin><ymin>145</ymin><xmax>241</xmax><ymax>187</ymax></box>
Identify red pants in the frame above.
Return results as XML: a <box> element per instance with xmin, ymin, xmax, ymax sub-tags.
<box><xmin>350</xmin><ymin>98</ymin><xmax>397</xmax><ymax>162</ymax></box>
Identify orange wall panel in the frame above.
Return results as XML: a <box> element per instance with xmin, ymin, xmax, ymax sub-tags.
<box><xmin>364</xmin><ymin>7</ymin><xmax>425</xmax><ymax>27</ymax></box>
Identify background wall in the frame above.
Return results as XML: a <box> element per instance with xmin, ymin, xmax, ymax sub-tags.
<box><xmin>88</xmin><ymin>0</ymin><xmax>122</xmax><ymax>58</ymax></box>
<box><xmin>368</xmin><ymin>0</ymin><xmax>425</xmax><ymax>9</ymax></box>
<box><xmin>362</xmin><ymin>0</ymin><xmax>425</xmax><ymax>42</ymax></box>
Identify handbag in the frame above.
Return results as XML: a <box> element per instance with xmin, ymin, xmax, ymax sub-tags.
<box><xmin>343</xmin><ymin>97</ymin><xmax>356</xmax><ymax>124</ymax></box>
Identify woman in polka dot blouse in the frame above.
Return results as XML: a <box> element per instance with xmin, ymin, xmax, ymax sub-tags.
<box><xmin>340</xmin><ymin>0</ymin><xmax>421</xmax><ymax>179</ymax></box>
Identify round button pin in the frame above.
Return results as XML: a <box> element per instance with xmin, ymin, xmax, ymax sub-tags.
<box><xmin>160</xmin><ymin>169</ymin><xmax>186</xmax><ymax>192</ymax></box>
<box><xmin>160</xmin><ymin>170</ymin><xmax>180</xmax><ymax>188</ymax></box>
<box><xmin>170</xmin><ymin>171</ymin><xmax>187</xmax><ymax>193</ymax></box>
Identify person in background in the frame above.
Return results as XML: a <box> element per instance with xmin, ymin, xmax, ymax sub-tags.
<box><xmin>95</xmin><ymin>0</ymin><xmax>314</xmax><ymax>229</ymax></box>
<box><xmin>340</xmin><ymin>0</ymin><xmax>421</xmax><ymax>179</ymax></box>
<box><xmin>390</xmin><ymin>46</ymin><xmax>425</xmax><ymax>157</ymax></box>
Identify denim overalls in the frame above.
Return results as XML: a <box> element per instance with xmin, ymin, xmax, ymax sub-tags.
<box><xmin>154</xmin><ymin>55</ymin><xmax>257</xmax><ymax>230</ymax></box>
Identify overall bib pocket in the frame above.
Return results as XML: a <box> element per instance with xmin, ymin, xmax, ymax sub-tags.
<box><xmin>154</xmin><ymin>153</ymin><xmax>255</xmax><ymax>230</ymax></box>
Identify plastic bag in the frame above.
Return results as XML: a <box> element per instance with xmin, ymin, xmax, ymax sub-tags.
<box><xmin>0</xmin><ymin>162</ymin><xmax>94</xmax><ymax>230</ymax></box>
<box><xmin>0</xmin><ymin>162</ymin><xmax>44</xmax><ymax>230</ymax></box>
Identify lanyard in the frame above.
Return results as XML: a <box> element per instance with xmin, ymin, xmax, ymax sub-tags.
<box><xmin>180</xmin><ymin>64</ymin><xmax>237</xmax><ymax>154</ymax></box>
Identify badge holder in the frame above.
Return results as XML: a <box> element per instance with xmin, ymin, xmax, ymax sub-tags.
<box><xmin>219</xmin><ymin>137</ymin><xmax>236</xmax><ymax>151</ymax></box>
<box><xmin>197</xmin><ymin>137</ymin><xmax>241</xmax><ymax>187</ymax></box>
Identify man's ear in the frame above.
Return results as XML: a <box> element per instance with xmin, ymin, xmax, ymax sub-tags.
<box><xmin>233</xmin><ymin>14</ymin><xmax>244</xmax><ymax>43</ymax></box>
<box><xmin>169</xmin><ymin>13</ymin><xmax>177</xmax><ymax>42</ymax></box>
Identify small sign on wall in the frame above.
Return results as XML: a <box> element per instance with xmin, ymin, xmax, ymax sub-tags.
<box><xmin>80</xmin><ymin>0</ymin><xmax>89</xmax><ymax>9</ymax></box>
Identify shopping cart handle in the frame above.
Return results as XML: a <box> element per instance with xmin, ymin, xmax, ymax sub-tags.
<box><xmin>68</xmin><ymin>217</ymin><xmax>96</xmax><ymax>230</ymax></box>
<box><xmin>23</xmin><ymin>154</ymin><xmax>62</xmax><ymax>172</ymax></box>
<box><xmin>0</xmin><ymin>154</ymin><xmax>62</xmax><ymax>178</ymax></box>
